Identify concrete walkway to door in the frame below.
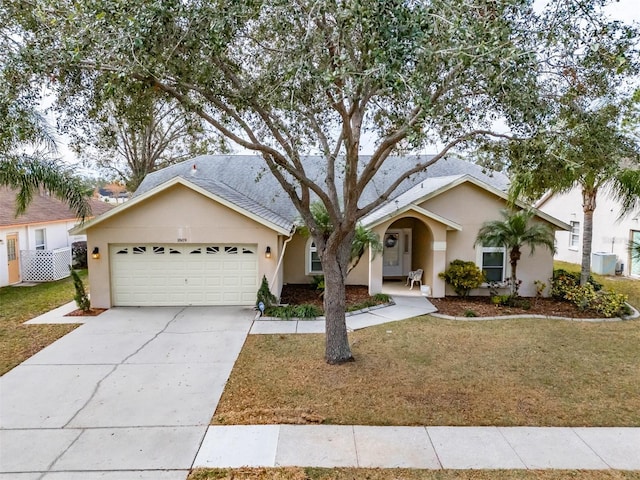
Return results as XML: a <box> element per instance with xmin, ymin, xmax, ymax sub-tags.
<box><xmin>0</xmin><ymin>305</ymin><xmax>254</xmax><ymax>479</ymax></box>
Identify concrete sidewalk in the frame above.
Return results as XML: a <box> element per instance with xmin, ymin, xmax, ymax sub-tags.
<box><xmin>194</xmin><ymin>424</ymin><xmax>640</xmax><ymax>470</ymax></box>
<box><xmin>250</xmin><ymin>293</ymin><xmax>437</xmax><ymax>334</ymax></box>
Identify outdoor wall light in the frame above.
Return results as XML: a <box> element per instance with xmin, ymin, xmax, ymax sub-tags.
<box><xmin>92</xmin><ymin>247</ymin><xmax>100</xmax><ymax>260</ymax></box>
<box><xmin>265</xmin><ymin>246</ymin><xmax>272</xmax><ymax>258</ymax></box>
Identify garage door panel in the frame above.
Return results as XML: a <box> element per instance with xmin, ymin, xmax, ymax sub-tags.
<box><xmin>110</xmin><ymin>244</ymin><xmax>257</xmax><ymax>306</ymax></box>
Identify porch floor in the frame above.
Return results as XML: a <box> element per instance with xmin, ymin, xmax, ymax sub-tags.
<box><xmin>381</xmin><ymin>279</ymin><xmax>425</xmax><ymax>297</ymax></box>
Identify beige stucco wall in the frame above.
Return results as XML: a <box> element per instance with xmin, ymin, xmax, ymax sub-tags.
<box><xmin>421</xmin><ymin>182</ymin><xmax>555</xmax><ymax>297</ymax></box>
<box><xmin>86</xmin><ymin>184</ymin><xmax>282</xmax><ymax>308</ymax></box>
<box><xmin>282</xmin><ymin>231</ymin><xmax>369</xmax><ymax>286</ymax></box>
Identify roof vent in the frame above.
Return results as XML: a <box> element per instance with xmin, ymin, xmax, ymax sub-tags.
<box><xmin>190</xmin><ymin>164</ymin><xmax>197</xmax><ymax>176</ymax></box>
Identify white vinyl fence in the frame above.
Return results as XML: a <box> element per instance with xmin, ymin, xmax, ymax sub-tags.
<box><xmin>20</xmin><ymin>247</ymin><xmax>72</xmax><ymax>282</ymax></box>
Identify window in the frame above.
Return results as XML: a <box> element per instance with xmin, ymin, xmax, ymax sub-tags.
<box><xmin>309</xmin><ymin>241</ymin><xmax>322</xmax><ymax>274</ymax></box>
<box><xmin>481</xmin><ymin>247</ymin><xmax>506</xmax><ymax>283</ymax></box>
<box><xmin>569</xmin><ymin>221</ymin><xmax>580</xmax><ymax>249</ymax></box>
<box><xmin>35</xmin><ymin>229</ymin><xmax>46</xmax><ymax>250</ymax></box>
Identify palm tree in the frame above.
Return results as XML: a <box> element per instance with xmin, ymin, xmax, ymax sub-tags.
<box><xmin>348</xmin><ymin>224</ymin><xmax>383</xmax><ymax>275</ymax></box>
<box><xmin>0</xmin><ymin>157</ymin><xmax>93</xmax><ymax>219</ymax></box>
<box><xmin>475</xmin><ymin>209</ymin><xmax>556</xmax><ymax>296</ymax></box>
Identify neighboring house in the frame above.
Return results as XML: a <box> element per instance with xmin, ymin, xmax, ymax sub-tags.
<box><xmin>72</xmin><ymin>155</ymin><xmax>568</xmax><ymax>308</ymax></box>
<box><xmin>537</xmin><ymin>187</ymin><xmax>640</xmax><ymax>277</ymax></box>
<box><xmin>96</xmin><ymin>183</ymin><xmax>129</xmax><ymax>204</ymax></box>
<box><xmin>0</xmin><ymin>187</ymin><xmax>113</xmax><ymax>286</ymax></box>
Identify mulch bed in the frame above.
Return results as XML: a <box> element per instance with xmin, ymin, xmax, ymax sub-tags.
<box><xmin>430</xmin><ymin>296</ymin><xmax>603</xmax><ymax>318</ymax></box>
<box><xmin>64</xmin><ymin>308</ymin><xmax>108</xmax><ymax>317</ymax></box>
<box><xmin>281</xmin><ymin>284</ymin><xmax>607</xmax><ymax>318</ymax></box>
<box><xmin>280</xmin><ymin>284</ymin><xmax>375</xmax><ymax>310</ymax></box>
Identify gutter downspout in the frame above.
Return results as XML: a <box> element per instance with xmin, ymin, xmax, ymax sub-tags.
<box><xmin>270</xmin><ymin>227</ymin><xmax>296</xmax><ymax>295</ymax></box>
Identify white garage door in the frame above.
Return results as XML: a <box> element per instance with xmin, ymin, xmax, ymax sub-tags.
<box><xmin>110</xmin><ymin>244</ymin><xmax>258</xmax><ymax>306</ymax></box>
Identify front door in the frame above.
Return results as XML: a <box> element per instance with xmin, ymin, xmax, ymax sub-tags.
<box><xmin>383</xmin><ymin>229</ymin><xmax>412</xmax><ymax>277</ymax></box>
<box><xmin>7</xmin><ymin>234</ymin><xmax>20</xmax><ymax>284</ymax></box>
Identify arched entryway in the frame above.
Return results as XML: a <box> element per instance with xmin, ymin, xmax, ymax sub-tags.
<box><xmin>382</xmin><ymin>217</ymin><xmax>433</xmax><ymax>291</ymax></box>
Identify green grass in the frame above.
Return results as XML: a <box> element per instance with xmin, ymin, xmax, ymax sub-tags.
<box><xmin>554</xmin><ymin>260</ymin><xmax>640</xmax><ymax>309</ymax></box>
<box><xmin>0</xmin><ymin>270</ymin><xmax>87</xmax><ymax>375</ymax></box>
<box><xmin>214</xmin><ymin>315</ymin><xmax>640</xmax><ymax>427</ymax></box>
<box><xmin>189</xmin><ymin>467</ymin><xmax>640</xmax><ymax>480</ymax></box>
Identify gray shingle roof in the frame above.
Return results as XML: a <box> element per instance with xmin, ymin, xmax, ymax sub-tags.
<box><xmin>135</xmin><ymin>155</ymin><xmax>509</xmax><ymax>228</ymax></box>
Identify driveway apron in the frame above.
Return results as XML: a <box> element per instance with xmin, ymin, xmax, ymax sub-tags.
<box><xmin>0</xmin><ymin>306</ymin><xmax>253</xmax><ymax>479</ymax></box>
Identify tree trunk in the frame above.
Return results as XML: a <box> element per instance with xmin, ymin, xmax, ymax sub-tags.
<box><xmin>321</xmin><ymin>233</ymin><xmax>355</xmax><ymax>364</ymax></box>
<box><xmin>509</xmin><ymin>247</ymin><xmax>521</xmax><ymax>296</ymax></box>
<box><xmin>581</xmin><ymin>187</ymin><xmax>597</xmax><ymax>285</ymax></box>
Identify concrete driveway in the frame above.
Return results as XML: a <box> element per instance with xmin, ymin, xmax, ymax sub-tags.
<box><xmin>0</xmin><ymin>306</ymin><xmax>254</xmax><ymax>479</ymax></box>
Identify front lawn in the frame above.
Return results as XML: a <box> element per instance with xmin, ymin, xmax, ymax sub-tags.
<box><xmin>0</xmin><ymin>271</ymin><xmax>86</xmax><ymax>375</ymax></box>
<box><xmin>213</xmin><ymin>316</ymin><xmax>640</xmax><ymax>427</ymax></box>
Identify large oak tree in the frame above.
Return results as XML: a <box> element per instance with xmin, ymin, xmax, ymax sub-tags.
<box><xmin>4</xmin><ymin>0</ymin><xmax>600</xmax><ymax>363</ymax></box>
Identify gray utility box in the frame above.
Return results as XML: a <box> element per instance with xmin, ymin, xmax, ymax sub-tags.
<box><xmin>591</xmin><ymin>252</ymin><xmax>617</xmax><ymax>275</ymax></box>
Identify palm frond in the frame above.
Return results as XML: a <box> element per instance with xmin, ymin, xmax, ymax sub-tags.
<box><xmin>0</xmin><ymin>155</ymin><xmax>92</xmax><ymax>219</ymax></box>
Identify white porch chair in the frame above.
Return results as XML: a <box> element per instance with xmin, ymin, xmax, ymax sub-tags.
<box><xmin>406</xmin><ymin>269</ymin><xmax>423</xmax><ymax>290</ymax></box>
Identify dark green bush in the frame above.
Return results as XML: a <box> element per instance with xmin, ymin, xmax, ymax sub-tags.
<box><xmin>439</xmin><ymin>260</ymin><xmax>485</xmax><ymax>297</ymax></box>
<box><xmin>70</xmin><ymin>267</ymin><xmax>90</xmax><ymax>312</ymax></box>
<box><xmin>265</xmin><ymin>303</ymin><xmax>322</xmax><ymax>319</ymax></box>
<box><xmin>256</xmin><ymin>275</ymin><xmax>277</xmax><ymax>308</ymax></box>
<box><xmin>72</xmin><ymin>241</ymin><xmax>88</xmax><ymax>269</ymax></box>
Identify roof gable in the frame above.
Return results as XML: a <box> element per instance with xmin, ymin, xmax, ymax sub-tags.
<box><xmin>363</xmin><ymin>175</ymin><xmax>570</xmax><ymax>231</ymax></box>
<box><xmin>71</xmin><ymin>177</ymin><xmax>293</xmax><ymax>235</ymax></box>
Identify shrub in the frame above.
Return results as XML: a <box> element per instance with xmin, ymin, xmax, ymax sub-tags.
<box><xmin>590</xmin><ymin>290</ymin><xmax>630</xmax><ymax>318</ymax></box>
<box><xmin>70</xmin><ymin>267</ymin><xmax>90</xmax><ymax>312</ymax></box>
<box><xmin>256</xmin><ymin>275</ymin><xmax>277</xmax><ymax>309</ymax></box>
<box><xmin>265</xmin><ymin>304</ymin><xmax>322</xmax><ymax>319</ymax></box>
<box><xmin>491</xmin><ymin>294</ymin><xmax>511</xmax><ymax>306</ymax></box>
<box><xmin>563</xmin><ymin>283</ymin><xmax>598</xmax><ymax>310</ymax></box>
<box><xmin>72</xmin><ymin>241</ymin><xmax>88</xmax><ymax>269</ymax></box>
<box><xmin>551</xmin><ymin>269</ymin><xmax>602</xmax><ymax>299</ymax></box>
<box><xmin>558</xmin><ymin>280</ymin><xmax>630</xmax><ymax>318</ymax></box>
<box><xmin>293</xmin><ymin>304</ymin><xmax>323</xmax><ymax>318</ymax></box>
<box><xmin>373</xmin><ymin>293</ymin><xmax>391</xmax><ymax>303</ymax></box>
<box><xmin>463</xmin><ymin>309</ymin><xmax>478</xmax><ymax>317</ymax></box>
<box><xmin>491</xmin><ymin>294</ymin><xmax>530</xmax><ymax>309</ymax></box>
<box><xmin>439</xmin><ymin>260</ymin><xmax>485</xmax><ymax>297</ymax></box>
<box><xmin>311</xmin><ymin>275</ymin><xmax>325</xmax><ymax>291</ymax></box>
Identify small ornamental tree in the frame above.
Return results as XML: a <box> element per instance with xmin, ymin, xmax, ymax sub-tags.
<box><xmin>256</xmin><ymin>275</ymin><xmax>277</xmax><ymax>309</ymax></box>
<box><xmin>70</xmin><ymin>267</ymin><xmax>91</xmax><ymax>312</ymax></box>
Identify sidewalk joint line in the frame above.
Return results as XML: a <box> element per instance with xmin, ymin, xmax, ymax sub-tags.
<box><xmin>424</xmin><ymin>426</ymin><xmax>444</xmax><ymax>469</ymax></box>
<box><xmin>497</xmin><ymin>426</ymin><xmax>529</xmax><ymax>470</ymax></box>
<box><xmin>571</xmin><ymin>427</ymin><xmax>613</xmax><ymax>469</ymax></box>
<box><xmin>352</xmin><ymin>425</ymin><xmax>360</xmax><ymax>467</ymax></box>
